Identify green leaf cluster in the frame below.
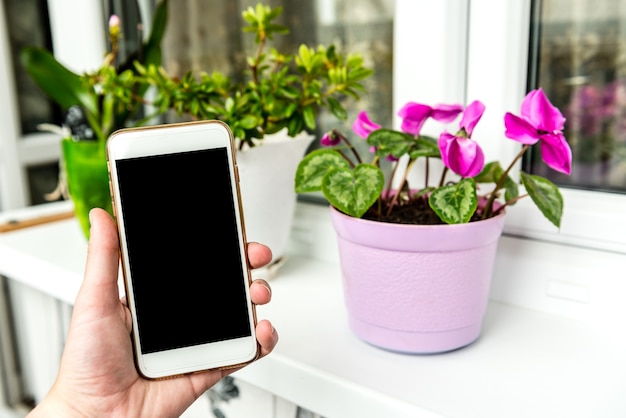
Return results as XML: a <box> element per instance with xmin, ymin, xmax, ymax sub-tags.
<box><xmin>295</xmin><ymin>149</ymin><xmax>383</xmax><ymax>218</ymax></box>
<box><xmin>20</xmin><ymin>0</ymin><xmax>169</xmax><ymax>142</ymax></box>
<box><xmin>141</xmin><ymin>3</ymin><xmax>374</xmax><ymax>149</ymax></box>
<box><xmin>294</xmin><ymin>127</ymin><xmax>565</xmax><ymax>228</ymax></box>
<box><xmin>21</xmin><ymin>1</ymin><xmax>373</xmax><ymax>153</ymax></box>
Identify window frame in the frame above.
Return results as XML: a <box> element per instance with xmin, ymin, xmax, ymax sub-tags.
<box><xmin>3</xmin><ymin>0</ymin><xmax>624</xmax><ymax>254</ymax></box>
<box><xmin>0</xmin><ymin>0</ymin><xmax>105</xmax><ymax>211</ymax></box>
<box><xmin>394</xmin><ymin>0</ymin><xmax>626</xmax><ymax>254</ymax></box>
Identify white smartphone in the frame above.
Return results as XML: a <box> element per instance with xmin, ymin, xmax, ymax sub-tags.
<box><xmin>106</xmin><ymin>120</ymin><xmax>258</xmax><ymax>379</ymax></box>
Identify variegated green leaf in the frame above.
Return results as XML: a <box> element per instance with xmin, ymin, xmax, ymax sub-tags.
<box><xmin>367</xmin><ymin>129</ymin><xmax>413</xmax><ymax>160</ymax></box>
<box><xmin>294</xmin><ymin>149</ymin><xmax>350</xmax><ymax>193</ymax></box>
<box><xmin>428</xmin><ymin>178</ymin><xmax>478</xmax><ymax>224</ymax></box>
<box><xmin>520</xmin><ymin>171</ymin><xmax>563</xmax><ymax>228</ymax></box>
<box><xmin>322</xmin><ymin>164</ymin><xmax>384</xmax><ymax>218</ymax></box>
<box><xmin>408</xmin><ymin>135</ymin><xmax>441</xmax><ymax>159</ymax></box>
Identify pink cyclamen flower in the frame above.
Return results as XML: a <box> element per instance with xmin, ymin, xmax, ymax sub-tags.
<box><xmin>398</xmin><ymin>102</ymin><xmax>463</xmax><ymax>136</ymax></box>
<box><xmin>352</xmin><ymin>111</ymin><xmax>381</xmax><ymax>138</ymax></box>
<box><xmin>320</xmin><ymin>131</ymin><xmax>340</xmax><ymax>147</ymax></box>
<box><xmin>438</xmin><ymin>100</ymin><xmax>486</xmax><ymax>178</ymax></box>
<box><xmin>504</xmin><ymin>88</ymin><xmax>572</xmax><ymax>175</ymax></box>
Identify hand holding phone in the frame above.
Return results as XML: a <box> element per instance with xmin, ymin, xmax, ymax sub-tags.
<box><xmin>107</xmin><ymin>120</ymin><xmax>258</xmax><ymax>379</ymax></box>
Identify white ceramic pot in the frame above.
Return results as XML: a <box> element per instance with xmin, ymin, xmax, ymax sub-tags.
<box><xmin>237</xmin><ymin>130</ymin><xmax>314</xmax><ymax>271</ymax></box>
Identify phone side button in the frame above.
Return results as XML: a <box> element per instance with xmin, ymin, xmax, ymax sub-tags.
<box><xmin>108</xmin><ymin>182</ymin><xmax>116</xmax><ymax>220</ymax></box>
<box><xmin>235</xmin><ymin>165</ymin><xmax>240</xmax><ymax>183</ymax></box>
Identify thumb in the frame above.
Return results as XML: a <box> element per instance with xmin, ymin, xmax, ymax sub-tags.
<box><xmin>74</xmin><ymin>208</ymin><xmax>121</xmax><ymax>311</ymax></box>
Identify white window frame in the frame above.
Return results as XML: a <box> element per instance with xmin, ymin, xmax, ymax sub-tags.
<box><xmin>394</xmin><ymin>0</ymin><xmax>626</xmax><ymax>255</ymax></box>
<box><xmin>0</xmin><ymin>0</ymin><xmax>105</xmax><ymax>211</ymax></box>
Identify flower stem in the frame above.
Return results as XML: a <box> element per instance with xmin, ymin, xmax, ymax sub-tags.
<box><xmin>386</xmin><ymin>158</ymin><xmax>416</xmax><ymax>217</ymax></box>
<box><xmin>333</xmin><ymin>129</ymin><xmax>363</xmax><ymax>164</ymax></box>
<box><xmin>250</xmin><ymin>30</ymin><xmax>266</xmax><ymax>85</ymax></box>
<box><xmin>424</xmin><ymin>157</ymin><xmax>430</xmax><ymax>189</ymax></box>
<box><xmin>438</xmin><ymin>166</ymin><xmax>449</xmax><ymax>187</ymax></box>
<box><xmin>492</xmin><ymin>192</ymin><xmax>529</xmax><ymax>215</ymax></box>
<box><xmin>386</xmin><ymin>162</ymin><xmax>400</xmax><ymax>196</ymax></box>
<box><xmin>482</xmin><ymin>144</ymin><xmax>530</xmax><ymax>219</ymax></box>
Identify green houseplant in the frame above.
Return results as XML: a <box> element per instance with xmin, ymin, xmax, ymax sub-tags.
<box><xmin>294</xmin><ymin>88</ymin><xmax>573</xmax><ymax>353</ymax></box>
<box><xmin>136</xmin><ymin>2</ymin><xmax>373</xmax><ymax>265</ymax></box>
<box><xmin>20</xmin><ymin>1</ymin><xmax>169</xmax><ymax>237</ymax></box>
<box><xmin>21</xmin><ymin>2</ymin><xmax>373</xmax><ymax>252</ymax></box>
<box><xmin>21</xmin><ymin>3</ymin><xmax>168</xmax><ymax>143</ymax></box>
<box><xmin>139</xmin><ymin>3</ymin><xmax>373</xmax><ymax>150</ymax></box>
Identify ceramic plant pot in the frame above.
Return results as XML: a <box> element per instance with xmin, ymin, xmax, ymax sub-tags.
<box><xmin>330</xmin><ymin>206</ymin><xmax>506</xmax><ymax>354</ymax></box>
<box><xmin>62</xmin><ymin>138</ymin><xmax>113</xmax><ymax>238</ymax></box>
<box><xmin>237</xmin><ymin>130</ymin><xmax>314</xmax><ymax>267</ymax></box>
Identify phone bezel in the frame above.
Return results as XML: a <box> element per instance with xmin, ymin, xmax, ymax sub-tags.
<box><xmin>106</xmin><ymin>120</ymin><xmax>258</xmax><ymax>379</ymax></box>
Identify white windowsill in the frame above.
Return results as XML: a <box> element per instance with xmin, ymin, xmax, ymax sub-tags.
<box><xmin>0</xmin><ymin>200</ymin><xmax>625</xmax><ymax>418</ymax></box>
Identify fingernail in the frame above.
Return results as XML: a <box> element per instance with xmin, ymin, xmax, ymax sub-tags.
<box><xmin>261</xmin><ymin>282</ymin><xmax>272</xmax><ymax>297</ymax></box>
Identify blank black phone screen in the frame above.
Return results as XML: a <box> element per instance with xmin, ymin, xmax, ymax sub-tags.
<box><xmin>115</xmin><ymin>148</ymin><xmax>251</xmax><ymax>354</ymax></box>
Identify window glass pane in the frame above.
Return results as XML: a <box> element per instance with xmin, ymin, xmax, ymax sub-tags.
<box><xmin>527</xmin><ymin>0</ymin><xmax>626</xmax><ymax>193</ymax></box>
<box><xmin>4</xmin><ymin>1</ymin><xmax>144</xmax><ymax>206</ymax></box>
<box><xmin>27</xmin><ymin>162</ymin><xmax>61</xmax><ymax>205</ymax></box>
<box><xmin>103</xmin><ymin>0</ymin><xmax>143</xmax><ymax>64</ymax></box>
<box><xmin>4</xmin><ymin>0</ymin><xmax>57</xmax><ymax>134</ymax></box>
<box><xmin>161</xmin><ymin>0</ymin><xmax>394</xmax><ymax>164</ymax></box>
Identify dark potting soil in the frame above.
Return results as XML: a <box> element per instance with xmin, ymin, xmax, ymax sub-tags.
<box><xmin>361</xmin><ymin>197</ymin><xmax>484</xmax><ymax>225</ymax></box>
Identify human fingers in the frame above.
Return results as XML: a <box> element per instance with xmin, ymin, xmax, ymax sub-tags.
<box><xmin>247</xmin><ymin>242</ymin><xmax>272</xmax><ymax>269</ymax></box>
<box><xmin>250</xmin><ymin>279</ymin><xmax>272</xmax><ymax>306</ymax></box>
<box><xmin>183</xmin><ymin>321</ymin><xmax>277</xmax><ymax>402</ymax></box>
<box><xmin>255</xmin><ymin>319</ymin><xmax>278</xmax><ymax>359</ymax></box>
<box><xmin>74</xmin><ymin>208</ymin><xmax>121</xmax><ymax>311</ymax></box>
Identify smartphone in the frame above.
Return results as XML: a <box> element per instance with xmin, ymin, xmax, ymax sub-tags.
<box><xmin>106</xmin><ymin>120</ymin><xmax>258</xmax><ymax>379</ymax></box>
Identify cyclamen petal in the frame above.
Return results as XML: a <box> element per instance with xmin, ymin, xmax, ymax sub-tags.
<box><xmin>398</xmin><ymin>102</ymin><xmax>432</xmax><ymax>120</ymax></box>
<box><xmin>444</xmin><ymin>136</ymin><xmax>485</xmax><ymax>177</ymax></box>
<box><xmin>459</xmin><ymin>101</ymin><xmax>485</xmax><ymax>136</ymax></box>
<box><xmin>505</xmin><ymin>88</ymin><xmax>573</xmax><ymax>175</ymax></box>
<box><xmin>504</xmin><ymin>113</ymin><xmax>541</xmax><ymax>145</ymax></box>
<box><xmin>352</xmin><ymin>111</ymin><xmax>380</xmax><ymax>138</ymax></box>
<box><xmin>437</xmin><ymin>101</ymin><xmax>486</xmax><ymax>178</ymax></box>
<box><xmin>398</xmin><ymin>102</ymin><xmax>463</xmax><ymax>136</ymax></box>
<box><xmin>430</xmin><ymin>103</ymin><xmax>464</xmax><ymax>123</ymax></box>
<box><xmin>540</xmin><ymin>132</ymin><xmax>572</xmax><ymax>175</ymax></box>
<box><xmin>438</xmin><ymin>132</ymin><xmax>455</xmax><ymax>167</ymax></box>
<box><xmin>320</xmin><ymin>131</ymin><xmax>340</xmax><ymax>147</ymax></box>
<box><xmin>398</xmin><ymin>102</ymin><xmax>433</xmax><ymax>135</ymax></box>
<box><xmin>522</xmin><ymin>88</ymin><xmax>566</xmax><ymax>132</ymax></box>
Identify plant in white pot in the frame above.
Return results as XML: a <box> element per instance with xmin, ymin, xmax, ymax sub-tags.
<box><xmin>20</xmin><ymin>1</ymin><xmax>169</xmax><ymax>238</ymax></box>
<box><xmin>295</xmin><ymin>88</ymin><xmax>573</xmax><ymax>353</ymax></box>
<box><xmin>21</xmin><ymin>1</ymin><xmax>373</xmax><ymax>262</ymax></box>
<box><xmin>139</xmin><ymin>3</ymin><xmax>374</xmax><ymax>268</ymax></box>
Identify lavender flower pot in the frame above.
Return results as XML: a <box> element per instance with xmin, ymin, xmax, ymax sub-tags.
<box><xmin>330</xmin><ymin>206</ymin><xmax>506</xmax><ymax>354</ymax></box>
